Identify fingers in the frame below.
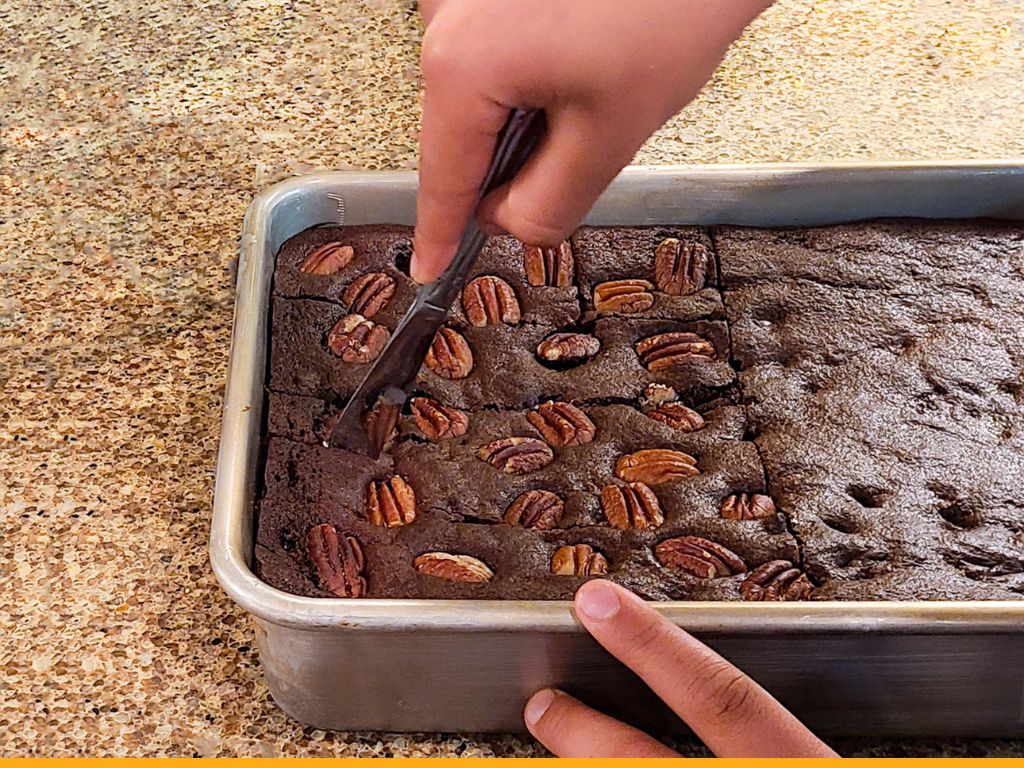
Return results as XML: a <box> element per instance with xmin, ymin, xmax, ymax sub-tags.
<box><xmin>416</xmin><ymin>0</ymin><xmax>444</xmax><ymax>25</ymax></box>
<box><xmin>411</xmin><ymin>22</ymin><xmax>511</xmax><ymax>283</ymax></box>
<box><xmin>477</xmin><ymin>107</ymin><xmax>642</xmax><ymax>248</ymax></box>
<box><xmin>574</xmin><ymin>580</ymin><xmax>838</xmax><ymax>758</ymax></box>
<box><xmin>523</xmin><ymin>689</ymin><xmax>679</xmax><ymax>758</ymax></box>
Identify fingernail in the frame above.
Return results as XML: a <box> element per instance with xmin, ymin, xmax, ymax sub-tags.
<box><xmin>576</xmin><ymin>580</ymin><xmax>620</xmax><ymax>621</ymax></box>
<box><xmin>524</xmin><ymin>689</ymin><xmax>556</xmax><ymax>726</ymax></box>
<box><xmin>408</xmin><ymin>261</ymin><xmax>432</xmax><ymax>285</ymax></box>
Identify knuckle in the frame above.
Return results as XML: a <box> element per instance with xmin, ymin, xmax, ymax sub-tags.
<box><xmin>713</xmin><ymin>670</ymin><xmax>754</xmax><ymax>722</ymax></box>
<box><xmin>421</xmin><ymin>16</ymin><xmax>492</xmax><ymax>84</ymax></box>
<box><xmin>420</xmin><ymin>28</ymin><xmax>463</xmax><ymax>80</ymax></box>
<box><xmin>623</xmin><ymin>616</ymin><xmax>671</xmax><ymax>664</ymax></box>
<box><xmin>500</xmin><ymin>208</ymin><xmax>572</xmax><ymax>248</ymax></box>
<box><xmin>692</xmin><ymin>658</ymin><xmax>757</xmax><ymax>724</ymax></box>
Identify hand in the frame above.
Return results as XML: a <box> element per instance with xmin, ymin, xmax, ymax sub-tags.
<box><xmin>410</xmin><ymin>0</ymin><xmax>772</xmax><ymax>283</ymax></box>
<box><xmin>524</xmin><ymin>580</ymin><xmax>838</xmax><ymax>757</ymax></box>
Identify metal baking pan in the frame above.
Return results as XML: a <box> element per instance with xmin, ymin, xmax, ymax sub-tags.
<box><xmin>211</xmin><ymin>162</ymin><xmax>1024</xmax><ymax>737</ymax></box>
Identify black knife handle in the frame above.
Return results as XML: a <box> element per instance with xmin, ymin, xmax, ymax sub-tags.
<box><xmin>479</xmin><ymin>107</ymin><xmax>548</xmax><ymax>197</ymax></box>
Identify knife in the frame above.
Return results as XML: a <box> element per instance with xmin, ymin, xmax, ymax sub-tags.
<box><xmin>326</xmin><ymin>107</ymin><xmax>547</xmax><ymax>457</ymax></box>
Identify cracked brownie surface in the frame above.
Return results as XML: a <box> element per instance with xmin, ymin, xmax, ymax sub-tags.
<box><xmin>255</xmin><ymin>222</ymin><xmax>1024</xmax><ymax>601</ymax></box>
<box><xmin>717</xmin><ymin>221</ymin><xmax>1024</xmax><ymax>600</ymax></box>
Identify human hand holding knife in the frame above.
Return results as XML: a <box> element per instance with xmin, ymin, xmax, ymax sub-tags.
<box><xmin>326</xmin><ymin>108</ymin><xmax>547</xmax><ymax>457</ymax></box>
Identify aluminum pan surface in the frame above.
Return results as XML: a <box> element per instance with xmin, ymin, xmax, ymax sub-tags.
<box><xmin>211</xmin><ymin>161</ymin><xmax>1024</xmax><ymax>633</ymax></box>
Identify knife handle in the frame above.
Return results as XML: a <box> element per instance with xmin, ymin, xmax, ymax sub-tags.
<box><xmin>419</xmin><ymin>108</ymin><xmax>547</xmax><ymax>311</ymax></box>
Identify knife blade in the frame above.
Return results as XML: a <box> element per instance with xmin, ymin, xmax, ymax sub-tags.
<box><xmin>326</xmin><ymin>107</ymin><xmax>547</xmax><ymax>457</ymax></box>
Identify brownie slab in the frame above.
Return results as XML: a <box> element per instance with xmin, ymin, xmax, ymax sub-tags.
<box><xmin>257</xmin><ymin>218</ymin><xmax>1024</xmax><ymax>603</ymax></box>
<box><xmin>718</xmin><ymin>221</ymin><xmax>1024</xmax><ymax>599</ymax></box>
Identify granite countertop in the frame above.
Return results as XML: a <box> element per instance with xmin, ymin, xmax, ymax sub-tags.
<box><xmin>2</xmin><ymin>0</ymin><xmax>1023</xmax><ymax>757</ymax></box>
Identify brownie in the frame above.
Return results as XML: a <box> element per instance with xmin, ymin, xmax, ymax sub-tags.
<box><xmin>717</xmin><ymin>221</ymin><xmax>1024</xmax><ymax>600</ymax></box>
<box><xmin>255</xmin><ymin>219</ymin><xmax>1024</xmax><ymax>602</ymax></box>
<box><xmin>258</xmin><ymin>408</ymin><xmax>796</xmax><ymax>600</ymax></box>
<box><xmin>274</xmin><ymin>224</ymin><xmax>414</xmax><ymax>303</ymax></box>
<box><xmin>573</xmin><ymin>226</ymin><xmax>724</xmax><ymax>321</ymax></box>
<box><xmin>271</xmin><ymin>298</ymin><xmax>735</xmax><ymax>407</ymax></box>
<box><xmin>274</xmin><ymin>225</ymin><xmax>579</xmax><ymax>326</ymax></box>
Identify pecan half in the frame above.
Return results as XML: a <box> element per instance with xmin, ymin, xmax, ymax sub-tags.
<box><xmin>551</xmin><ymin>544</ymin><xmax>609</xmax><ymax>576</ymax></box>
<box><xmin>362</xmin><ymin>394</ymin><xmax>401</xmax><ymax>453</ymax></box>
<box><xmin>307</xmin><ymin>524</ymin><xmax>367</xmax><ymax>597</ymax></box>
<box><xmin>536</xmin><ymin>332</ymin><xmax>600</xmax><ymax>365</ymax></box>
<box><xmin>425</xmin><ymin>326</ymin><xmax>473</xmax><ymax>379</ymax></box>
<box><xmin>594</xmin><ymin>279</ymin><xmax>655</xmax><ymax>314</ymax></box>
<box><xmin>524</xmin><ymin>241</ymin><xmax>574</xmax><ymax>287</ymax></box>
<box><xmin>655</xmin><ymin>536</ymin><xmax>746</xmax><ymax>578</ymax></box>
<box><xmin>740</xmin><ymin>560</ymin><xmax>814</xmax><ymax>601</ymax></box>
<box><xmin>503</xmin><ymin>489</ymin><xmax>564</xmax><ymax>530</ymax></box>
<box><xmin>327</xmin><ymin>314</ymin><xmax>390</xmax><ymax>363</ymax></box>
<box><xmin>365</xmin><ymin>475</ymin><xmax>416</xmax><ymax>528</ymax></box>
<box><xmin>527</xmin><ymin>401</ymin><xmax>596</xmax><ymax>447</ymax></box>
<box><xmin>654</xmin><ymin>238</ymin><xmax>709</xmax><ymax>295</ymax></box>
<box><xmin>646</xmin><ymin>402</ymin><xmax>705</xmax><ymax>432</ymax></box>
<box><xmin>615</xmin><ymin>449</ymin><xmax>699</xmax><ymax>484</ymax></box>
<box><xmin>299</xmin><ymin>242</ymin><xmax>355</xmax><ymax>275</ymax></box>
<box><xmin>462</xmin><ymin>275</ymin><xmax>521</xmax><ymax>326</ymax></box>
<box><xmin>478</xmin><ymin>437</ymin><xmax>554</xmax><ymax>474</ymax></box>
<box><xmin>721</xmin><ymin>493</ymin><xmax>776</xmax><ymax>521</ymax></box>
<box><xmin>414</xmin><ymin>552</ymin><xmax>494</xmax><ymax>582</ymax></box>
<box><xmin>342</xmin><ymin>272</ymin><xmax>396</xmax><ymax>318</ymax></box>
<box><xmin>601</xmin><ymin>481</ymin><xmax>664</xmax><ymax>530</ymax></box>
<box><xmin>635</xmin><ymin>332</ymin><xmax>715</xmax><ymax>371</ymax></box>
<box><xmin>410</xmin><ymin>397</ymin><xmax>469</xmax><ymax>440</ymax></box>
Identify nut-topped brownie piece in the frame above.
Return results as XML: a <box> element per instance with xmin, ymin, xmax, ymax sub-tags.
<box><xmin>573</xmin><ymin>227</ymin><xmax>724</xmax><ymax>321</ymax></box>
<box><xmin>271</xmin><ymin>296</ymin><xmax>736</xmax><ymax>407</ymax></box>
<box><xmin>275</xmin><ymin>225</ymin><xmax>580</xmax><ymax>326</ymax></box>
<box><xmin>274</xmin><ymin>224</ymin><xmax>417</xmax><ymax>309</ymax></box>
<box><xmin>420</xmin><ymin>318</ymin><xmax>736</xmax><ymax>410</ymax></box>
<box><xmin>256</xmin><ymin>395</ymin><xmax>799</xmax><ymax>600</ymax></box>
<box><xmin>718</xmin><ymin>221</ymin><xmax>1024</xmax><ymax>600</ymax></box>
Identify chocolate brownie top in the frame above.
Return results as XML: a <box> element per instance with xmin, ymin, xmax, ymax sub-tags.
<box><xmin>717</xmin><ymin>221</ymin><xmax>1024</xmax><ymax>600</ymax></box>
<box><xmin>256</xmin><ymin>221</ymin><xmax>1024</xmax><ymax>602</ymax></box>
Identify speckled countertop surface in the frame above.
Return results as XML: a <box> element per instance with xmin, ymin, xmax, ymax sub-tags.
<box><xmin>2</xmin><ymin>0</ymin><xmax>1024</xmax><ymax>757</ymax></box>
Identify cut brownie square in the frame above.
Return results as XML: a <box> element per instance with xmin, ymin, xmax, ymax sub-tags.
<box><xmin>274</xmin><ymin>224</ymin><xmax>414</xmax><ymax>303</ymax></box>
<box><xmin>573</xmin><ymin>226</ymin><xmax>723</xmax><ymax>320</ymax></box>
